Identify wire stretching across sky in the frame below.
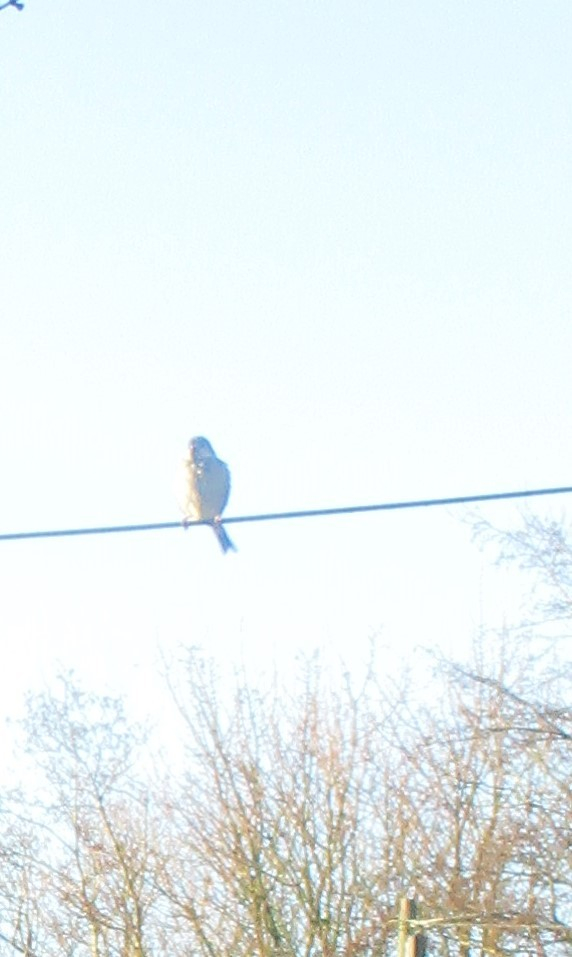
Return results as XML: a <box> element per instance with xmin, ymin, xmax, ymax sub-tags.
<box><xmin>1</xmin><ymin>484</ymin><xmax>571</xmax><ymax>542</ymax></box>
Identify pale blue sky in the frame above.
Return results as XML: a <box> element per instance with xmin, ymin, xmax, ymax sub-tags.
<box><xmin>1</xmin><ymin>1</ymin><xmax>571</xmax><ymax>729</ymax></box>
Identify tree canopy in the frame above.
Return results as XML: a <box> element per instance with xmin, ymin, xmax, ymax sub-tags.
<box><xmin>1</xmin><ymin>513</ymin><xmax>571</xmax><ymax>956</ymax></box>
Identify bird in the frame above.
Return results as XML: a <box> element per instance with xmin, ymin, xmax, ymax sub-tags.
<box><xmin>180</xmin><ymin>436</ymin><xmax>236</xmax><ymax>553</ymax></box>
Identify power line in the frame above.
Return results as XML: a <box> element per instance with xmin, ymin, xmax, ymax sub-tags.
<box><xmin>1</xmin><ymin>484</ymin><xmax>571</xmax><ymax>543</ymax></box>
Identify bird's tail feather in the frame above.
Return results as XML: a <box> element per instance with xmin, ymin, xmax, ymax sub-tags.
<box><xmin>213</xmin><ymin>521</ymin><xmax>237</xmax><ymax>554</ymax></box>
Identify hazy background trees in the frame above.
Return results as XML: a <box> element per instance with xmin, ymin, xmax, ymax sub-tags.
<box><xmin>1</xmin><ymin>512</ymin><xmax>571</xmax><ymax>956</ymax></box>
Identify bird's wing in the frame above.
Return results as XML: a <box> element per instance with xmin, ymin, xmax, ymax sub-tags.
<box><xmin>198</xmin><ymin>457</ymin><xmax>231</xmax><ymax>518</ymax></box>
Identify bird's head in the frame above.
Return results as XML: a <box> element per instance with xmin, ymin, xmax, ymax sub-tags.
<box><xmin>188</xmin><ymin>436</ymin><xmax>215</xmax><ymax>462</ymax></box>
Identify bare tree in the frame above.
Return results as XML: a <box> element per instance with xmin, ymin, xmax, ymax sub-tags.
<box><xmin>155</xmin><ymin>651</ymin><xmax>399</xmax><ymax>957</ymax></box>
<box><xmin>383</xmin><ymin>629</ymin><xmax>572</xmax><ymax>955</ymax></box>
<box><xmin>2</xmin><ymin>508</ymin><xmax>572</xmax><ymax>957</ymax></box>
<box><xmin>154</xmin><ymin>635</ymin><xmax>571</xmax><ymax>957</ymax></box>
<box><xmin>5</xmin><ymin>677</ymin><xmax>162</xmax><ymax>957</ymax></box>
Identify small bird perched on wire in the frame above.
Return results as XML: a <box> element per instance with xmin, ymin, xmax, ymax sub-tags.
<box><xmin>181</xmin><ymin>436</ymin><xmax>236</xmax><ymax>553</ymax></box>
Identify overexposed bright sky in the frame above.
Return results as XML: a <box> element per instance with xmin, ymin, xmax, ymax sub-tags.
<box><xmin>1</xmin><ymin>1</ymin><xmax>571</xmax><ymax>731</ymax></box>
